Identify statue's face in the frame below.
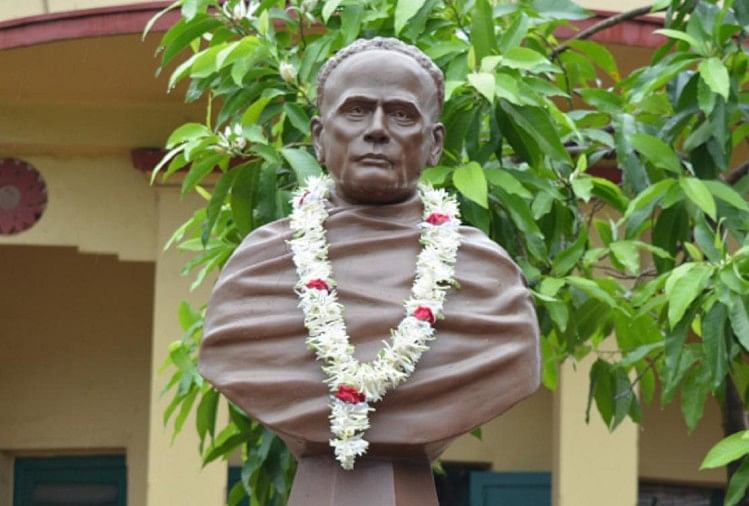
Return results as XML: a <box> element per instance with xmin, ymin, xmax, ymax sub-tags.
<box><xmin>312</xmin><ymin>49</ymin><xmax>444</xmax><ymax>205</ymax></box>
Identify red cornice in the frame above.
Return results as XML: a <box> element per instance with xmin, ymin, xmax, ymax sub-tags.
<box><xmin>0</xmin><ymin>2</ymin><xmax>175</xmax><ymax>50</ymax></box>
<box><xmin>0</xmin><ymin>4</ymin><xmax>666</xmax><ymax>51</ymax></box>
<box><xmin>556</xmin><ymin>9</ymin><xmax>667</xmax><ymax>48</ymax></box>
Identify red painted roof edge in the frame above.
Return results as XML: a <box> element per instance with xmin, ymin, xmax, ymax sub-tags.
<box><xmin>0</xmin><ymin>1</ymin><xmax>175</xmax><ymax>50</ymax></box>
<box><xmin>0</xmin><ymin>4</ymin><xmax>665</xmax><ymax>50</ymax></box>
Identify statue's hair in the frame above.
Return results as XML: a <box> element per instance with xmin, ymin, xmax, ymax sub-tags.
<box><xmin>316</xmin><ymin>37</ymin><xmax>444</xmax><ymax>117</ymax></box>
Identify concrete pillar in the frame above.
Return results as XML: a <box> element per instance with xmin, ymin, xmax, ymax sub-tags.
<box><xmin>552</xmin><ymin>357</ymin><xmax>638</xmax><ymax>506</ymax></box>
<box><xmin>145</xmin><ymin>187</ymin><xmax>226</xmax><ymax>506</ymax></box>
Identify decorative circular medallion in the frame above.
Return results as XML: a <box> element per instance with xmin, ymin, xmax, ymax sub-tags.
<box><xmin>0</xmin><ymin>158</ymin><xmax>47</xmax><ymax>235</ymax></box>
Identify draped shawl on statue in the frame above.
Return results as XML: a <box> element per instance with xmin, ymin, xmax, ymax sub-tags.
<box><xmin>200</xmin><ymin>192</ymin><xmax>540</xmax><ymax>459</ymax></box>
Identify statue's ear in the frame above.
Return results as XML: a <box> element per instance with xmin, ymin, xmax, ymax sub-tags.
<box><xmin>311</xmin><ymin>116</ymin><xmax>324</xmax><ymax>164</ymax></box>
<box><xmin>427</xmin><ymin>123</ymin><xmax>445</xmax><ymax>166</ymax></box>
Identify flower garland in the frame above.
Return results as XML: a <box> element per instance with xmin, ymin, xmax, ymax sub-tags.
<box><xmin>288</xmin><ymin>175</ymin><xmax>462</xmax><ymax>470</ymax></box>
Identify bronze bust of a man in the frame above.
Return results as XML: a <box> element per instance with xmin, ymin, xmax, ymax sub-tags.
<box><xmin>200</xmin><ymin>37</ymin><xmax>540</xmax><ymax>506</ymax></box>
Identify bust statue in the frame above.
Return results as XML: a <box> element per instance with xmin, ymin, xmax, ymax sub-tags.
<box><xmin>199</xmin><ymin>37</ymin><xmax>540</xmax><ymax>506</ymax></box>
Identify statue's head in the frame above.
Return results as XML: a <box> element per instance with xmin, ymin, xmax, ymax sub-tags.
<box><xmin>312</xmin><ymin>37</ymin><xmax>445</xmax><ymax>205</ymax></box>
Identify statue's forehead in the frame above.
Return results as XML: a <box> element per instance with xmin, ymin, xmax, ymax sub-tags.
<box><xmin>321</xmin><ymin>50</ymin><xmax>437</xmax><ymax>115</ymax></box>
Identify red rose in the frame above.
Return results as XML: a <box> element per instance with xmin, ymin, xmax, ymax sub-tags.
<box><xmin>413</xmin><ymin>306</ymin><xmax>436</xmax><ymax>325</ymax></box>
<box><xmin>298</xmin><ymin>191</ymin><xmax>310</xmax><ymax>205</ymax></box>
<box><xmin>426</xmin><ymin>212</ymin><xmax>451</xmax><ymax>225</ymax></box>
<box><xmin>335</xmin><ymin>385</ymin><xmax>366</xmax><ymax>404</ymax></box>
<box><xmin>305</xmin><ymin>279</ymin><xmax>330</xmax><ymax>291</ymax></box>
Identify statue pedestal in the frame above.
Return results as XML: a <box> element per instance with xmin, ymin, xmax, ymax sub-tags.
<box><xmin>288</xmin><ymin>454</ymin><xmax>439</xmax><ymax>506</ymax></box>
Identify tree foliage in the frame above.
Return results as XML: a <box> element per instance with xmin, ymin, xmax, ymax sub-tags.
<box><xmin>147</xmin><ymin>0</ymin><xmax>749</xmax><ymax>504</ymax></box>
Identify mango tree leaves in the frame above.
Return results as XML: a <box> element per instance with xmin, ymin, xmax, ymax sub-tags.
<box><xmin>280</xmin><ymin>147</ymin><xmax>322</xmax><ymax>184</ymax></box>
<box><xmin>453</xmin><ymin>162</ymin><xmax>488</xmax><ymax>208</ymax></box>
<box><xmin>630</xmin><ymin>133</ymin><xmax>682</xmax><ymax>174</ymax></box>
<box><xmin>664</xmin><ymin>262</ymin><xmax>714</xmax><ymax>328</ymax></box>
<box><xmin>702</xmin><ymin>431</ymin><xmax>749</xmax><ymax>469</ymax></box>
<box><xmin>699</xmin><ymin>57</ymin><xmax>730</xmax><ymax>100</ymax></box>
<box><xmin>394</xmin><ymin>0</ymin><xmax>426</xmax><ymax>35</ymax></box>
<box><xmin>680</xmin><ymin>177</ymin><xmax>717</xmax><ymax>220</ymax></box>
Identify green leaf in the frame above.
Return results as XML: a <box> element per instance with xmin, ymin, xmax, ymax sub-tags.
<box><xmin>540</xmin><ymin>277</ymin><xmax>566</xmax><ymax>298</ymax></box>
<box><xmin>499</xmin><ymin>101</ymin><xmax>571</xmax><ymax>164</ymax></box>
<box><xmin>470</xmin><ymin>0</ymin><xmax>496</xmax><ymax>63</ymax></box>
<box><xmin>502</xmin><ymin>47</ymin><xmax>550</xmax><ymax>72</ymax></box>
<box><xmin>630</xmin><ymin>133</ymin><xmax>682</xmax><ymax>174</ymax></box>
<box><xmin>181</xmin><ymin>153</ymin><xmax>225</xmax><ymax>195</ymax></box>
<box><xmin>143</xmin><ymin>1</ymin><xmax>180</xmax><ymax>39</ymax></box>
<box><xmin>618</xmin><ymin>342</ymin><xmax>664</xmax><ymax>369</ymax></box>
<box><xmin>623</xmin><ymin>179</ymin><xmax>674</xmax><ymax>218</ymax></box>
<box><xmin>725</xmin><ymin>457</ymin><xmax>749</xmax><ymax>506</ymax></box>
<box><xmin>241</xmin><ymin>89</ymin><xmax>285</xmax><ymax>126</ymax></box>
<box><xmin>702</xmin><ymin>302</ymin><xmax>728</xmax><ymax>390</ymax></box>
<box><xmin>571</xmin><ymin>175</ymin><xmax>594</xmax><ymax>202</ymax></box>
<box><xmin>697</xmin><ymin>76</ymin><xmax>716</xmax><ymax>115</ymax></box>
<box><xmin>703</xmin><ymin>180</ymin><xmax>749</xmax><ymax>212</ymax></box>
<box><xmin>394</xmin><ymin>0</ymin><xmax>427</xmax><ymax>35</ymax></box>
<box><xmin>167</xmin><ymin>123</ymin><xmax>212</xmax><ymax>149</ymax></box>
<box><xmin>610</xmin><ymin>240</ymin><xmax>640</xmax><ymax>275</ymax></box>
<box><xmin>190</xmin><ymin>43</ymin><xmax>227</xmax><ymax>78</ymax></box>
<box><xmin>590</xmin><ymin>177</ymin><xmax>628</xmax><ymax>213</ymax></box>
<box><xmin>453</xmin><ymin>162</ymin><xmax>488</xmax><ymax>208</ymax></box>
<box><xmin>701</xmin><ymin>431</ymin><xmax>749</xmax><ymax>469</ymax></box>
<box><xmin>196</xmin><ymin>388</ymin><xmax>220</xmax><ymax>445</ymax></box>
<box><xmin>322</xmin><ymin>0</ymin><xmax>342</xmax><ymax>22</ymax></box>
<box><xmin>160</xmin><ymin>16</ymin><xmax>223</xmax><ymax>68</ymax></box>
<box><xmin>729</xmin><ymin>296</ymin><xmax>749</xmax><ymax>352</ymax></box>
<box><xmin>565</xmin><ymin>276</ymin><xmax>617</xmax><ymax>308</ymax></box>
<box><xmin>283</xmin><ymin>102</ymin><xmax>311</xmax><ymax>136</ymax></box>
<box><xmin>568</xmin><ymin>40</ymin><xmax>619</xmax><ymax>80</ymax></box>
<box><xmin>498</xmin><ymin>13</ymin><xmax>530</xmax><ymax>53</ymax></box>
<box><xmin>203</xmin><ymin>168</ymin><xmax>238</xmax><ymax>246</ymax></box>
<box><xmin>589</xmin><ymin>359</ymin><xmax>614</xmax><ymax>426</ymax></box>
<box><xmin>665</xmin><ymin>262</ymin><xmax>713</xmax><ymax>328</ymax></box>
<box><xmin>420</xmin><ymin>166</ymin><xmax>453</xmax><ymax>185</ymax></box>
<box><xmin>484</xmin><ymin>169</ymin><xmax>531</xmax><ymax>198</ymax></box>
<box><xmin>230</xmin><ymin>162</ymin><xmax>259</xmax><ymax>237</ymax></box>
<box><xmin>680</xmin><ymin>177</ymin><xmax>717</xmax><ymax>220</ymax></box>
<box><xmin>551</xmin><ymin>229</ymin><xmax>587</xmax><ymax>277</ymax></box>
<box><xmin>280</xmin><ymin>147</ymin><xmax>322</xmax><ymax>184</ymax></box>
<box><xmin>467</xmin><ymin>72</ymin><xmax>495</xmax><ymax>104</ymax></box>
<box><xmin>681</xmin><ymin>366</ymin><xmax>709</xmax><ymax>432</ymax></box>
<box><xmin>699</xmin><ymin>57</ymin><xmax>730</xmax><ymax>100</ymax></box>
<box><xmin>654</xmin><ymin>28</ymin><xmax>705</xmax><ymax>53</ymax></box>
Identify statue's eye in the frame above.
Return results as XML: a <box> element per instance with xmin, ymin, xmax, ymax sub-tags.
<box><xmin>389</xmin><ymin>108</ymin><xmax>415</xmax><ymax>124</ymax></box>
<box><xmin>345</xmin><ymin>105</ymin><xmax>367</xmax><ymax>117</ymax></box>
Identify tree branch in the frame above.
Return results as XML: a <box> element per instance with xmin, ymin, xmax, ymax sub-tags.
<box><xmin>551</xmin><ymin>5</ymin><xmax>661</xmax><ymax>59</ymax></box>
<box><xmin>725</xmin><ymin>161</ymin><xmax>749</xmax><ymax>186</ymax></box>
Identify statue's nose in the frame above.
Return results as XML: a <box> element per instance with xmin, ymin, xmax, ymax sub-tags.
<box><xmin>363</xmin><ymin>108</ymin><xmax>389</xmax><ymax>144</ymax></box>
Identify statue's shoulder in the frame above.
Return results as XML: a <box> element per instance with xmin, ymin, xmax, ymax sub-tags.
<box><xmin>231</xmin><ymin>217</ymin><xmax>293</xmax><ymax>263</ymax></box>
<box><xmin>457</xmin><ymin>225</ymin><xmax>528</xmax><ymax>287</ymax></box>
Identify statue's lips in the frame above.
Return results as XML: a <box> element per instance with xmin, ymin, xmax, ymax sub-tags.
<box><xmin>355</xmin><ymin>154</ymin><xmax>392</xmax><ymax>167</ymax></box>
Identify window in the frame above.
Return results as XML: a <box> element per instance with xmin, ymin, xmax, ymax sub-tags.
<box><xmin>13</xmin><ymin>455</ymin><xmax>126</xmax><ymax>506</ymax></box>
<box><xmin>638</xmin><ymin>481</ymin><xmax>724</xmax><ymax>506</ymax></box>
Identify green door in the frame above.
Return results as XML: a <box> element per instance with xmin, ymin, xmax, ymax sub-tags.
<box><xmin>13</xmin><ymin>456</ymin><xmax>126</xmax><ymax>506</ymax></box>
<box><xmin>469</xmin><ymin>472</ymin><xmax>551</xmax><ymax>506</ymax></box>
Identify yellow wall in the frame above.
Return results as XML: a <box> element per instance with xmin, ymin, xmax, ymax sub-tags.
<box><xmin>443</xmin><ymin>388</ymin><xmax>553</xmax><ymax>471</ymax></box>
<box><xmin>0</xmin><ymin>155</ymin><xmax>157</xmax><ymax>262</ymax></box>
<box><xmin>640</xmin><ymin>396</ymin><xmax>726</xmax><ymax>485</ymax></box>
<box><xmin>0</xmin><ymin>244</ymin><xmax>154</xmax><ymax>505</ymax></box>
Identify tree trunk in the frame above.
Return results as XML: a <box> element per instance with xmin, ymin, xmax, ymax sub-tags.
<box><xmin>722</xmin><ymin>377</ymin><xmax>749</xmax><ymax>504</ymax></box>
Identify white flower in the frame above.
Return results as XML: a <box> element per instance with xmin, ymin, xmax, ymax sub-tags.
<box><xmin>279</xmin><ymin>61</ymin><xmax>297</xmax><ymax>83</ymax></box>
<box><xmin>288</xmin><ymin>175</ymin><xmax>462</xmax><ymax>470</ymax></box>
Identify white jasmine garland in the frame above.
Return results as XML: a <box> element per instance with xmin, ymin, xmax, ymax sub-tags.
<box><xmin>288</xmin><ymin>175</ymin><xmax>462</xmax><ymax>470</ymax></box>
